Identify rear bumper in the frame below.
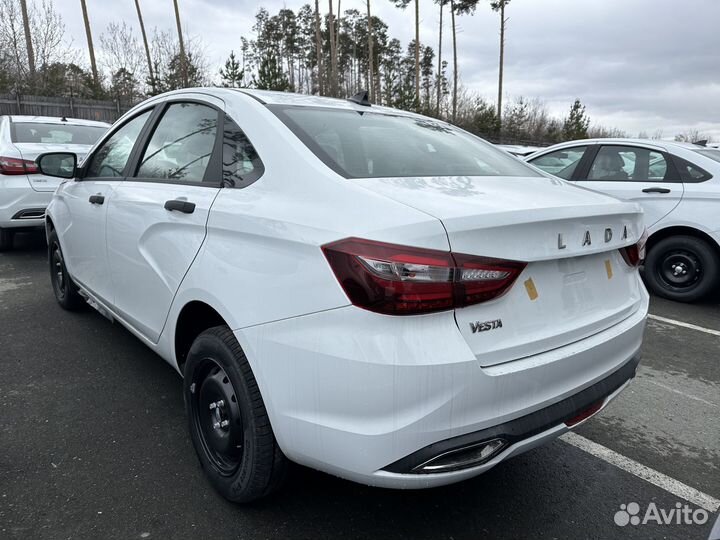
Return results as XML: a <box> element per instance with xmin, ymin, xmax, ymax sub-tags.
<box><xmin>0</xmin><ymin>177</ymin><xmax>51</xmax><ymax>228</ymax></box>
<box><xmin>237</xmin><ymin>283</ymin><xmax>648</xmax><ymax>489</ymax></box>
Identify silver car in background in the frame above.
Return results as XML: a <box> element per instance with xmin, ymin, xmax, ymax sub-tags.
<box><xmin>0</xmin><ymin>115</ymin><xmax>109</xmax><ymax>250</ymax></box>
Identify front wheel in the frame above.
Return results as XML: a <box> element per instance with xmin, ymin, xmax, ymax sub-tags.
<box><xmin>184</xmin><ymin>326</ymin><xmax>287</xmax><ymax>503</ymax></box>
<box><xmin>643</xmin><ymin>235</ymin><xmax>720</xmax><ymax>302</ymax></box>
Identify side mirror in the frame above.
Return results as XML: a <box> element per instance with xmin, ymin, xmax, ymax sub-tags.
<box><xmin>36</xmin><ymin>152</ymin><xmax>77</xmax><ymax>179</ymax></box>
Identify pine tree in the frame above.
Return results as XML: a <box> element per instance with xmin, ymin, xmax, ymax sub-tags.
<box><xmin>254</xmin><ymin>54</ymin><xmax>290</xmax><ymax>91</ymax></box>
<box><xmin>219</xmin><ymin>51</ymin><xmax>244</xmax><ymax>88</ymax></box>
<box><xmin>562</xmin><ymin>99</ymin><xmax>590</xmax><ymax>140</ymax></box>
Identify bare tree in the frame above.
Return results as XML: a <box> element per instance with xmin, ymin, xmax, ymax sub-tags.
<box><xmin>328</xmin><ymin>0</ymin><xmax>338</xmax><ymax>96</ymax></box>
<box><xmin>172</xmin><ymin>0</ymin><xmax>188</xmax><ymax>87</ymax></box>
<box><xmin>99</xmin><ymin>22</ymin><xmax>145</xmax><ymax>79</ymax></box>
<box><xmin>450</xmin><ymin>0</ymin><xmax>457</xmax><ymax>121</ymax></box>
<box><xmin>435</xmin><ymin>0</ymin><xmax>445</xmax><ymax>115</ymax></box>
<box><xmin>134</xmin><ymin>0</ymin><xmax>155</xmax><ymax>93</ymax></box>
<box><xmin>314</xmin><ymin>0</ymin><xmax>323</xmax><ymax>94</ymax></box>
<box><xmin>79</xmin><ymin>0</ymin><xmax>99</xmax><ymax>87</ymax></box>
<box><xmin>367</xmin><ymin>0</ymin><xmax>374</xmax><ymax>101</ymax></box>
<box><xmin>391</xmin><ymin>0</ymin><xmax>421</xmax><ymax>110</ymax></box>
<box><xmin>675</xmin><ymin>129</ymin><xmax>714</xmax><ymax>144</ymax></box>
<box><xmin>19</xmin><ymin>0</ymin><xmax>34</xmax><ymax>76</ymax></box>
<box><xmin>490</xmin><ymin>0</ymin><xmax>510</xmax><ymax>128</ymax></box>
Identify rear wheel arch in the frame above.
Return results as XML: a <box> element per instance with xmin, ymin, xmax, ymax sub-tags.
<box><xmin>647</xmin><ymin>225</ymin><xmax>720</xmax><ymax>255</ymax></box>
<box><xmin>174</xmin><ymin>301</ymin><xmax>227</xmax><ymax>372</ymax></box>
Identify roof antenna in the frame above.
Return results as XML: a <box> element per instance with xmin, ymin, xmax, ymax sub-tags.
<box><xmin>693</xmin><ymin>139</ymin><xmax>708</xmax><ymax>147</ymax></box>
<box><xmin>60</xmin><ymin>116</ymin><xmax>68</xmax><ymax>122</ymax></box>
<box><xmin>348</xmin><ymin>90</ymin><xmax>371</xmax><ymax>107</ymax></box>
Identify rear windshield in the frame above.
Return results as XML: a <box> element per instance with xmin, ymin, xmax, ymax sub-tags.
<box><xmin>11</xmin><ymin>122</ymin><xmax>107</xmax><ymax>145</ymax></box>
<box><xmin>694</xmin><ymin>148</ymin><xmax>720</xmax><ymax>164</ymax></box>
<box><xmin>270</xmin><ymin>106</ymin><xmax>541</xmax><ymax>179</ymax></box>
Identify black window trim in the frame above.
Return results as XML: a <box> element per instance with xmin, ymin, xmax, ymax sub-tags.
<box><xmin>128</xmin><ymin>98</ymin><xmax>224</xmax><ymax>188</ymax></box>
<box><xmin>79</xmin><ymin>106</ymin><xmax>159</xmax><ymax>181</ymax></box>
<box><xmin>220</xmin><ymin>113</ymin><xmax>265</xmax><ymax>189</ymax></box>
<box><xmin>574</xmin><ymin>143</ymin><xmax>682</xmax><ymax>183</ymax></box>
<box><xmin>671</xmin><ymin>155</ymin><xmax>713</xmax><ymax>184</ymax></box>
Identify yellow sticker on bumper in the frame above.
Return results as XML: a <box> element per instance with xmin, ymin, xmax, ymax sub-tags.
<box><xmin>524</xmin><ymin>277</ymin><xmax>538</xmax><ymax>300</ymax></box>
<box><xmin>605</xmin><ymin>259</ymin><xmax>613</xmax><ymax>279</ymax></box>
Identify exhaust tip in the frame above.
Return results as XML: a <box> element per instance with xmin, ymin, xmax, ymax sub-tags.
<box><xmin>412</xmin><ymin>438</ymin><xmax>507</xmax><ymax>473</ymax></box>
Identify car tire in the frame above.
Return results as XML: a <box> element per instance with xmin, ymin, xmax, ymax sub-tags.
<box><xmin>643</xmin><ymin>235</ymin><xmax>720</xmax><ymax>303</ymax></box>
<box><xmin>184</xmin><ymin>325</ymin><xmax>288</xmax><ymax>503</ymax></box>
<box><xmin>48</xmin><ymin>230</ymin><xmax>85</xmax><ymax>310</ymax></box>
<box><xmin>0</xmin><ymin>227</ymin><xmax>14</xmax><ymax>251</ymax></box>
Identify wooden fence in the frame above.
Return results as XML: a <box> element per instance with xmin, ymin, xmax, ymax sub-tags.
<box><xmin>0</xmin><ymin>94</ymin><xmax>136</xmax><ymax>123</ymax></box>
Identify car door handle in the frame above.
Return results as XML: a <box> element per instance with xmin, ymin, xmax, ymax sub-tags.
<box><xmin>88</xmin><ymin>194</ymin><xmax>105</xmax><ymax>205</ymax></box>
<box><xmin>642</xmin><ymin>187</ymin><xmax>671</xmax><ymax>194</ymax></box>
<box><xmin>164</xmin><ymin>199</ymin><xmax>196</xmax><ymax>214</ymax></box>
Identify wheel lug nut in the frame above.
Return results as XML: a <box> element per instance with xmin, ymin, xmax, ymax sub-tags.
<box><xmin>220</xmin><ymin>420</ymin><xmax>229</xmax><ymax>428</ymax></box>
<box><xmin>213</xmin><ymin>422</ymin><xmax>221</xmax><ymax>429</ymax></box>
<box><xmin>209</xmin><ymin>399</ymin><xmax>225</xmax><ymax>410</ymax></box>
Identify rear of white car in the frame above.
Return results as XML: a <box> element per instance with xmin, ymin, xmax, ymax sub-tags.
<box><xmin>0</xmin><ymin>115</ymin><xmax>108</xmax><ymax>249</ymax></box>
<box><xmin>42</xmin><ymin>89</ymin><xmax>648</xmax><ymax>500</ymax></box>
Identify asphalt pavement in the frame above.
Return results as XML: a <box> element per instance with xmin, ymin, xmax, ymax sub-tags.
<box><xmin>1</xmin><ymin>230</ymin><xmax>718</xmax><ymax>540</ymax></box>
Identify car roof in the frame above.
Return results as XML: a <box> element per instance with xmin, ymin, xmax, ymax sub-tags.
<box><xmin>4</xmin><ymin>115</ymin><xmax>110</xmax><ymax>127</ymax></box>
<box><xmin>149</xmin><ymin>87</ymin><xmax>427</xmax><ymax>120</ymax></box>
<box><xmin>235</xmin><ymin>89</ymin><xmax>419</xmax><ymax>116</ymax></box>
<box><xmin>528</xmin><ymin>138</ymin><xmax>712</xmax><ymax>156</ymax></box>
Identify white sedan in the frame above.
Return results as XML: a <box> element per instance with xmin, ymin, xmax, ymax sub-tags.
<box><xmin>38</xmin><ymin>89</ymin><xmax>648</xmax><ymax>502</ymax></box>
<box><xmin>0</xmin><ymin>115</ymin><xmax>108</xmax><ymax>250</ymax></box>
<box><xmin>527</xmin><ymin>139</ymin><xmax>720</xmax><ymax>302</ymax></box>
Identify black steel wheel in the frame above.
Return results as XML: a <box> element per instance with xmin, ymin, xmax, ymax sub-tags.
<box><xmin>184</xmin><ymin>326</ymin><xmax>287</xmax><ymax>502</ymax></box>
<box><xmin>48</xmin><ymin>230</ymin><xmax>84</xmax><ymax>310</ymax></box>
<box><xmin>190</xmin><ymin>359</ymin><xmax>245</xmax><ymax>476</ymax></box>
<box><xmin>644</xmin><ymin>235</ymin><xmax>719</xmax><ymax>303</ymax></box>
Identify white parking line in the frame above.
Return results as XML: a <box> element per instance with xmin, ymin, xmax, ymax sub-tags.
<box><xmin>645</xmin><ymin>379</ymin><xmax>719</xmax><ymax>409</ymax></box>
<box><xmin>560</xmin><ymin>432</ymin><xmax>720</xmax><ymax>513</ymax></box>
<box><xmin>648</xmin><ymin>314</ymin><xmax>720</xmax><ymax>337</ymax></box>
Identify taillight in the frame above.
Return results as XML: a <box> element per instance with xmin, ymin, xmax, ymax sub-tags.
<box><xmin>0</xmin><ymin>156</ymin><xmax>38</xmax><ymax>175</ymax></box>
<box><xmin>322</xmin><ymin>237</ymin><xmax>526</xmax><ymax>315</ymax></box>
<box><xmin>620</xmin><ymin>229</ymin><xmax>648</xmax><ymax>267</ymax></box>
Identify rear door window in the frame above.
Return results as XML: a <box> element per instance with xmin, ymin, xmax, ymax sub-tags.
<box><xmin>135</xmin><ymin>103</ymin><xmax>219</xmax><ymax>183</ymax></box>
<box><xmin>588</xmin><ymin>146</ymin><xmax>677</xmax><ymax>182</ymax></box>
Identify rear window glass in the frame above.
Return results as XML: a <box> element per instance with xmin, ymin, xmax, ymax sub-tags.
<box><xmin>270</xmin><ymin>106</ymin><xmax>540</xmax><ymax>179</ymax></box>
<box><xmin>11</xmin><ymin>122</ymin><xmax>107</xmax><ymax>145</ymax></box>
<box><xmin>694</xmin><ymin>149</ymin><xmax>720</xmax><ymax>164</ymax></box>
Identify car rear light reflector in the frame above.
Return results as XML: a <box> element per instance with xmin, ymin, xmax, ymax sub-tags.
<box><xmin>0</xmin><ymin>156</ymin><xmax>38</xmax><ymax>175</ymax></box>
<box><xmin>620</xmin><ymin>229</ymin><xmax>647</xmax><ymax>267</ymax></box>
<box><xmin>565</xmin><ymin>399</ymin><xmax>605</xmax><ymax>427</ymax></box>
<box><xmin>322</xmin><ymin>237</ymin><xmax>526</xmax><ymax>315</ymax></box>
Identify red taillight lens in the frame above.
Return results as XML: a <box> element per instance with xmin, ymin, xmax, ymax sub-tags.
<box><xmin>620</xmin><ymin>229</ymin><xmax>648</xmax><ymax>267</ymax></box>
<box><xmin>0</xmin><ymin>156</ymin><xmax>38</xmax><ymax>175</ymax></box>
<box><xmin>322</xmin><ymin>237</ymin><xmax>526</xmax><ymax>315</ymax></box>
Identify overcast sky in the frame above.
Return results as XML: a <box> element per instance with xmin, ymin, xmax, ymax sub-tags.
<box><xmin>56</xmin><ymin>0</ymin><xmax>720</xmax><ymax>139</ymax></box>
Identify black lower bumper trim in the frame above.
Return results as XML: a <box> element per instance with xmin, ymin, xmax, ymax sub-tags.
<box><xmin>383</xmin><ymin>354</ymin><xmax>641</xmax><ymax>474</ymax></box>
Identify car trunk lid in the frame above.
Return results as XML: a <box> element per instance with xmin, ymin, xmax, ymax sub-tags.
<box><xmin>14</xmin><ymin>143</ymin><xmax>91</xmax><ymax>192</ymax></box>
<box><xmin>354</xmin><ymin>175</ymin><xmax>646</xmax><ymax>366</ymax></box>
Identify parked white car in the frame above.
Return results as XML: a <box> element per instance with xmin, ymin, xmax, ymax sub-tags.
<box><xmin>0</xmin><ymin>115</ymin><xmax>109</xmax><ymax>250</ymax></box>
<box><xmin>40</xmin><ymin>89</ymin><xmax>648</xmax><ymax>502</ymax></box>
<box><xmin>527</xmin><ymin>139</ymin><xmax>720</xmax><ymax>302</ymax></box>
